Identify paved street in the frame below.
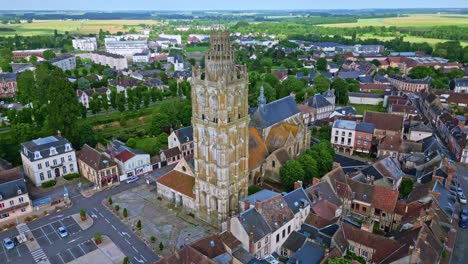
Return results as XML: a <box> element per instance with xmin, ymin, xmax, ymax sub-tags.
<box><xmin>452</xmin><ymin>165</ymin><xmax>468</xmax><ymax>264</ymax></box>
<box><xmin>0</xmin><ymin>178</ymin><xmax>158</xmax><ymax>264</ymax></box>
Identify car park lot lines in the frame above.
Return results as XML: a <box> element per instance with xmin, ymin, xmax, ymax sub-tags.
<box><xmin>48</xmin><ymin>240</ymin><xmax>98</xmax><ymax>264</ymax></box>
<box><xmin>0</xmin><ymin>242</ymin><xmax>30</xmax><ymax>264</ymax></box>
<box><xmin>31</xmin><ymin>216</ymin><xmax>82</xmax><ymax>247</ymax></box>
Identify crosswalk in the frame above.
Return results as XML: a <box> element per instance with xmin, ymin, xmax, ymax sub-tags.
<box><xmin>31</xmin><ymin>248</ymin><xmax>48</xmax><ymax>263</ymax></box>
<box><xmin>16</xmin><ymin>223</ymin><xmax>31</xmax><ymax>234</ymax></box>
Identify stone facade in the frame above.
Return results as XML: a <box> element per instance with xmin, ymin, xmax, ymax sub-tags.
<box><xmin>191</xmin><ymin>30</ymin><xmax>249</xmax><ymax>226</ymax></box>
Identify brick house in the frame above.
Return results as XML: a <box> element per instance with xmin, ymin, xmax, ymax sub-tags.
<box><xmin>363</xmin><ymin>112</ymin><xmax>404</xmax><ymax>140</ymax></box>
<box><xmin>354</xmin><ymin>122</ymin><xmax>374</xmax><ymax>154</ymax></box>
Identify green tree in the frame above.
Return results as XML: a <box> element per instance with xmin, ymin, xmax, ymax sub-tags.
<box><xmin>300</xmin><ymin>154</ymin><xmax>319</xmax><ymax>183</ymax></box>
<box><xmin>89</xmin><ymin>94</ymin><xmax>101</xmax><ymax>115</ymax></box>
<box><xmin>313</xmin><ymin>74</ymin><xmax>331</xmax><ymax>93</ymax></box>
<box><xmin>116</xmin><ymin>93</ymin><xmax>126</xmax><ymax>112</ymax></box>
<box><xmin>280</xmin><ymin>160</ymin><xmax>305</xmax><ymax>191</ymax></box>
<box><xmin>77</xmin><ymin>77</ymin><xmax>91</xmax><ymax>90</ymax></box>
<box><xmin>136</xmin><ymin>219</ymin><xmax>142</xmax><ymax>230</ymax></box>
<box><xmin>332</xmin><ymin>78</ymin><xmax>349</xmax><ymax>105</ymax></box>
<box><xmin>42</xmin><ymin>50</ymin><xmax>56</xmax><ymax>60</ymax></box>
<box><xmin>17</xmin><ymin>70</ymin><xmax>35</xmax><ymax>103</ymax></box>
<box><xmin>123</xmin><ymin>256</ymin><xmax>130</xmax><ymax>264</ymax></box>
<box><xmin>108</xmin><ymin>197</ymin><xmax>113</xmax><ymax>205</ymax></box>
<box><xmin>110</xmin><ymin>89</ymin><xmax>117</xmax><ymax>109</ymax></box>
<box><xmin>0</xmin><ymin>48</ymin><xmax>13</xmax><ymax>72</ymax></box>
<box><xmin>123</xmin><ymin>208</ymin><xmax>128</xmax><ymax>218</ymax></box>
<box><xmin>159</xmin><ymin>242</ymin><xmax>164</xmax><ymax>251</ymax></box>
<box><xmin>409</xmin><ymin>66</ymin><xmax>436</xmax><ymax>79</ymax></box>
<box><xmin>126</xmin><ymin>138</ymin><xmax>137</xmax><ymax>148</ymax></box>
<box><xmin>328</xmin><ymin>257</ymin><xmax>352</xmax><ymax>264</ymax></box>
<box><xmin>102</xmin><ymin>68</ymin><xmax>115</xmax><ymax>79</ymax></box>
<box><xmin>282</xmin><ymin>76</ymin><xmax>304</xmax><ymax>98</ymax></box>
<box><xmin>399</xmin><ymin>178</ymin><xmax>414</xmax><ymax>198</ymax></box>
<box><xmin>250</xmin><ymin>82</ymin><xmax>276</xmax><ymax>107</ymax></box>
<box><xmin>101</xmin><ymin>95</ymin><xmax>109</xmax><ymax>112</ymax></box>
<box><xmin>149</xmin><ymin>113</ymin><xmax>171</xmax><ymax>135</ymax></box>
<box><xmin>316</xmin><ymin>57</ymin><xmax>327</xmax><ymax>72</ymax></box>
<box><xmin>46</xmin><ymin>68</ymin><xmax>80</xmax><ymax>139</ymax></box>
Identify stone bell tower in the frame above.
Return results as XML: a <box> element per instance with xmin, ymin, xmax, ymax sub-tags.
<box><xmin>191</xmin><ymin>29</ymin><xmax>249</xmax><ymax>226</ymax></box>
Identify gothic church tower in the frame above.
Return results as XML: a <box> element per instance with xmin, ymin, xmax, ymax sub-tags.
<box><xmin>191</xmin><ymin>30</ymin><xmax>249</xmax><ymax>225</ymax></box>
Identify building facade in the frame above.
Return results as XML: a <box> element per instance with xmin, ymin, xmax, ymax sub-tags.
<box><xmin>354</xmin><ymin>122</ymin><xmax>375</xmax><ymax>154</ymax></box>
<box><xmin>331</xmin><ymin>120</ymin><xmax>357</xmax><ymax>154</ymax></box>
<box><xmin>77</xmin><ymin>144</ymin><xmax>119</xmax><ymax>188</ymax></box>
<box><xmin>0</xmin><ymin>168</ymin><xmax>32</xmax><ymax>224</ymax></box>
<box><xmin>105</xmin><ymin>40</ymin><xmax>148</xmax><ymax>57</ymax></box>
<box><xmin>21</xmin><ymin>135</ymin><xmax>78</xmax><ymax>187</ymax></box>
<box><xmin>88</xmin><ymin>51</ymin><xmax>128</xmax><ymax>70</ymax></box>
<box><xmin>387</xmin><ymin>75</ymin><xmax>432</xmax><ymax>93</ymax></box>
<box><xmin>191</xmin><ymin>30</ymin><xmax>249</xmax><ymax>225</ymax></box>
<box><xmin>72</xmin><ymin>37</ymin><xmax>97</xmax><ymax>51</ymax></box>
<box><xmin>50</xmin><ymin>55</ymin><xmax>76</xmax><ymax>71</ymax></box>
<box><xmin>0</xmin><ymin>73</ymin><xmax>18</xmax><ymax>98</ymax></box>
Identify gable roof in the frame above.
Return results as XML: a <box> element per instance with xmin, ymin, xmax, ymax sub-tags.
<box><xmin>304</xmin><ymin>94</ymin><xmax>332</xmax><ymax>109</ymax></box>
<box><xmin>283</xmin><ymin>187</ymin><xmax>311</xmax><ymax>214</ymax></box>
<box><xmin>266</xmin><ymin>123</ymin><xmax>299</xmax><ymax>152</ymax></box>
<box><xmin>238</xmin><ymin>208</ymin><xmax>272</xmax><ymax>242</ymax></box>
<box><xmin>248</xmin><ymin>127</ymin><xmax>269</xmax><ymax>170</ymax></box>
<box><xmin>174</xmin><ymin>126</ymin><xmax>193</xmax><ymax>143</ymax></box>
<box><xmin>190</xmin><ymin>234</ymin><xmax>228</xmax><ymax>260</ymax></box>
<box><xmin>114</xmin><ymin>149</ymin><xmax>135</xmax><ymax>162</ymax></box>
<box><xmin>355</xmin><ymin>122</ymin><xmax>375</xmax><ymax>133</ymax></box>
<box><xmin>256</xmin><ymin>194</ymin><xmax>295</xmax><ymax>232</ymax></box>
<box><xmin>250</xmin><ymin>96</ymin><xmax>300</xmax><ymax>129</ymax></box>
<box><xmin>156</xmin><ymin>170</ymin><xmax>195</xmax><ymax>198</ymax></box>
<box><xmin>363</xmin><ymin>112</ymin><xmax>403</xmax><ymax>132</ymax></box>
<box><xmin>0</xmin><ymin>168</ymin><xmax>27</xmax><ymax>201</ymax></box>
<box><xmin>162</xmin><ymin>147</ymin><xmax>182</xmax><ymax>159</ymax></box>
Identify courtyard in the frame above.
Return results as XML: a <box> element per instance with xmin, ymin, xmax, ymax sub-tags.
<box><xmin>105</xmin><ymin>183</ymin><xmax>217</xmax><ymax>256</ymax></box>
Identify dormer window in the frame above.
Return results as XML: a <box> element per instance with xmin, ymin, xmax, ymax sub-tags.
<box><xmin>34</xmin><ymin>151</ymin><xmax>42</xmax><ymax>160</ymax></box>
<box><xmin>65</xmin><ymin>144</ymin><xmax>72</xmax><ymax>152</ymax></box>
<box><xmin>17</xmin><ymin>189</ymin><xmax>22</xmax><ymax>195</ymax></box>
<box><xmin>50</xmin><ymin>147</ymin><xmax>57</xmax><ymax>156</ymax></box>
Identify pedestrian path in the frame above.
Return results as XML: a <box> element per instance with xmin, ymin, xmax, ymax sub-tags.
<box><xmin>31</xmin><ymin>248</ymin><xmax>48</xmax><ymax>263</ymax></box>
<box><xmin>17</xmin><ymin>223</ymin><xmax>31</xmax><ymax>234</ymax></box>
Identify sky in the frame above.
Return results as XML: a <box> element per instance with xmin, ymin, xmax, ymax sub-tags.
<box><xmin>2</xmin><ymin>0</ymin><xmax>468</xmax><ymax>11</ymax></box>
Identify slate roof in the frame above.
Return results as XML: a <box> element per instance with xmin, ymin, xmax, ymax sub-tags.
<box><xmin>338</xmin><ymin>70</ymin><xmax>364</xmax><ymax>80</ymax></box>
<box><xmin>162</xmin><ymin>147</ymin><xmax>181</xmax><ymax>159</ymax></box>
<box><xmin>355</xmin><ymin>122</ymin><xmax>375</xmax><ymax>133</ymax></box>
<box><xmin>332</xmin><ymin>119</ymin><xmax>356</xmax><ymax>130</ymax></box>
<box><xmin>0</xmin><ymin>168</ymin><xmax>27</xmax><ymax>201</ymax></box>
<box><xmin>286</xmin><ymin>241</ymin><xmax>325</xmax><ymax>264</ymax></box>
<box><xmin>256</xmin><ymin>194</ymin><xmax>295</xmax><ymax>232</ymax></box>
<box><xmin>240</xmin><ymin>189</ymin><xmax>278</xmax><ymax>204</ymax></box>
<box><xmin>0</xmin><ymin>72</ymin><xmax>18</xmax><ymax>82</ymax></box>
<box><xmin>283</xmin><ymin>187</ymin><xmax>311</xmax><ymax>214</ymax></box>
<box><xmin>304</xmin><ymin>94</ymin><xmax>332</xmax><ymax>109</ymax></box>
<box><xmin>311</xmin><ymin>200</ymin><xmax>339</xmax><ymax>220</ymax></box>
<box><xmin>174</xmin><ymin>126</ymin><xmax>193</xmax><ymax>143</ymax></box>
<box><xmin>77</xmin><ymin>144</ymin><xmax>117</xmax><ymax>171</ymax></box>
<box><xmin>334</xmin><ymin>106</ymin><xmax>356</xmax><ymax>116</ymax></box>
<box><xmin>281</xmin><ymin>231</ymin><xmax>307</xmax><ymax>253</ymax></box>
<box><xmin>250</xmin><ymin>96</ymin><xmax>300</xmax><ymax>129</ymax></box>
<box><xmin>238</xmin><ymin>208</ymin><xmax>272</xmax><ymax>242</ymax></box>
<box><xmin>363</xmin><ymin>112</ymin><xmax>403</xmax><ymax>132</ymax></box>
<box><xmin>349</xmin><ymin>92</ymin><xmax>384</xmax><ymax>99</ymax></box>
<box><xmin>21</xmin><ymin>136</ymin><xmax>74</xmax><ymax>161</ymax></box>
<box><xmin>300</xmin><ymin>223</ymin><xmax>337</xmax><ymax>247</ymax></box>
<box><xmin>306</xmin><ymin>181</ymin><xmax>342</xmax><ymax>207</ymax></box>
<box><xmin>156</xmin><ymin>169</ymin><xmax>195</xmax><ymax>198</ymax></box>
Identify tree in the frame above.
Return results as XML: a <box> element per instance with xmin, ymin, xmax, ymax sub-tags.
<box><xmin>371</xmin><ymin>59</ymin><xmax>381</xmax><ymax>67</ymax></box>
<box><xmin>110</xmin><ymin>89</ymin><xmax>117</xmax><ymax>109</ymax></box>
<box><xmin>332</xmin><ymin>78</ymin><xmax>349</xmax><ymax>105</ymax></box>
<box><xmin>313</xmin><ymin>74</ymin><xmax>331</xmax><ymax>93</ymax></box>
<box><xmin>69</xmin><ymin>123</ymin><xmax>96</xmax><ymax>149</ymax></box>
<box><xmin>328</xmin><ymin>257</ymin><xmax>352</xmax><ymax>264</ymax></box>
<box><xmin>89</xmin><ymin>94</ymin><xmax>101</xmax><ymax>115</ymax></box>
<box><xmin>149</xmin><ymin>113</ymin><xmax>171</xmax><ymax>135</ymax></box>
<box><xmin>300</xmin><ymin>154</ymin><xmax>319</xmax><ymax>183</ymax></box>
<box><xmin>77</xmin><ymin>77</ymin><xmax>91</xmax><ymax>90</ymax></box>
<box><xmin>93</xmin><ymin>232</ymin><xmax>102</xmax><ymax>244</ymax></box>
<box><xmin>46</xmin><ymin>68</ymin><xmax>80</xmax><ymax>139</ymax></box>
<box><xmin>159</xmin><ymin>242</ymin><xmax>164</xmax><ymax>251</ymax></box>
<box><xmin>29</xmin><ymin>54</ymin><xmax>38</xmax><ymax>63</ymax></box>
<box><xmin>80</xmin><ymin>209</ymin><xmax>87</xmax><ymax>220</ymax></box>
<box><xmin>150</xmin><ymin>236</ymin><xmax>156</xmax><ymax>243</ymax></box>
<box><xmin>136</xmin><ymin>219</ymin><xmax>142</xmax><ymax>230</ymax></box>
<box><xmin>250</xmin><ymin>82</ymin><xmax>276</xmax><ymax>107</ymax></box>
<box><xmin>282</xmin><ymin>76</ymin><xmax>304</xmax><ymax>98</ymax></box>
<box><xmin>399</xmin><ymin>178</ymin><xmax>414</xmax><ymax>198</ymax></box>
<box><xmin>123</xmin><ymin>257</ymin><xmax>130</xmax><ymax>264</ymax></box>
<box><xmin>123</xmin><ymin>208</ymin><xmax>128</xmax><ymax>218</ymax></box>
<box><xmin>126</xmin><ymin>138</ymin><xmax>137</xmax><ymax>148</ymax></box>
<box><xmin>280</xmin><ymin>160</ymin><xmax>305</xmax><ymax>191</ymax></box>
<box><xmin>17</xmin><ymin>70</ymin><xmax>35</xmax><ymax>104</ymax></box>
<box><xmin>160</xmin><ymin>71</ymin><xmax>168</xmax><ymax>85</ymax></box>
<box><xmin>316</xmin><ymin>58</ymin><xmax>327</xmax><ymax>72</ymax></box>
<box><xmin>101</xmin><ymin>95</ymin><xmax>109</xmax><ymax>112</ymax></box>
<box><xmin>116</xmin><ymin>93</ymin><xmax>126</xmax><ymax>112</ymax></box>
<box><xmin>108</xmin><ymin>197</ymin><xmax>113</xmax><ymax>205</ymax></box>
<box><xmin>0</xmin><ymin>48</ymin><xmax>12</xmax><ymax>72</ymax></box>
<box><xmin>102</xmin><ymin>68</ymin><xmax>115</xmax><ymax>79</ymax></box>
<box><xmin>42</xmin><ymin>50</ymin><xmax>56</xmax><ymax>60</ymax></box>
<box><xmin>409</xmin><ymin>66</ymin><xmax>436</xmax><ymax>79</ymax></box>
<box><xmin>114</xmin><ymin>205</ymin><xmax>120</xmax><ymax>212</ymax></box>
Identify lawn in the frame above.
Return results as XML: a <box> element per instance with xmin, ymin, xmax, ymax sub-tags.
<box><xmin>184</xmin><ymin>46</ymin><xmax>209</xmax><ymax>52</ymax></box>
<box><xmin>0</xmin><ymin>19</ymin><xmax>160</xmax><ymax>36</ymax></box>
<box><xmin>320</xmin><ymin>14</ymin><xmax>468</xmax><ymax>28</ymax></box>
<box><xmin>346</xmin><ymin>103</ymin><xmax>386</xmax><ymax>115</ymax></box>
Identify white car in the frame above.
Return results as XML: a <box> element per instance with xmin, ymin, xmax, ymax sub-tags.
<box><xmin>57</xmin><ymin>226</ymin><xmax>68</xmax><ymax>238</ymax></box>
<box><xmin>3</xmin><ymin>237</ymin><xmax>14</xmax><ymax>250</ymax></box>
<box><xmin>460</xmin><ymin>194</ymin><xmax>467</xmax><ymax>204</ymax></box>
<box><xmin>457</xmin><ymin>187</ymin><xmax>464</xmax><ymax>196</ymax></box>
<box><xmin>126</xmin><ymin>176</ymin><xmax>139</xmax><ymax>184</ymax></box>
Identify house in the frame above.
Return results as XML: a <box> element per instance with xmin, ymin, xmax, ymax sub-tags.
<box><xmin>20</xmin><ymin>134</ymin><xmax>78</xmax><ymax>187</ymax></box>
<box><xmin>377</xmin><ymin>135</ymin><xmax>402</xmax><ymax>159</ymax></box>
<box><xmin>302</xmin><ymin>90</ymin><xmax>336</xmax><ymax>123</ymax></box>
<box><xmin>77</xmin><ymin>87</ymin><xmax>110</xmax><ymax>109</ymax></box>
<box><xmin>132</xmin><ymin>49</ymin><xmax>150</xmax><ymax>63</ymax></box>
<box><xmin>409</xmin><ymin>122</ymin><xmax>433</xmax><ymax>141</ymax></box>
<box><xmin>168</xmin><ymin>54</ymin><xmax>185</xmax><ymax>71</ymax></box>
<box><xmin>12</xmin><ymin>49</ymin><xmax>48</xmax><ymax>60</ymax></box>
<box><xmin>387</xmin><ymin>75</ymin><xmax>432</xmax><ymax>93</ymax></box>
<box><xmin>0</xmin><ymin>168</ymin><xmax>32</xmax><ymax>225</ymax></box>
<box><xmin>449</xmin><ymin>78</ymin><xmax>468</xmax><ymax>93</ymax></box>
<box><xmin>354</xmin><ymin>156</ymin><xmax>404</xmax><ymax>191</ymax></box>
<box><xmin>160</xmin><ymin>147</ymin><xmax>182</xmax><ymax>166</ymax></box>
<box><xmin>156</xmin><ymin>158</ymin><xmax>196</xmax><ymax>212</ymax></box>
<box><xmin>107</xmin><ymin>140</ymin><xmax>151</xmax><ymax>180</ymax></box>
<box><xmin>331</xmin><ymin>120</ymin><xmax>356</xmax><ymax>154</ymax></box>
<box><xmin>10</xmin><ymin>63</ymin><xmax>35</xmax><ymax>73</ymax></box>
<box><xmin>353</xmin><ymin>44</ymin><xmax>384</xmax><ymax>54</ymax></box>
<box><xmin>354</xmin><ymin>122</ymin><xmax>375</xmax><ymax>154</ymax></box>
<box><xmin>87</xmin><ymin>51</ymin><xmax>128</xmax><ymax>70</ymax></box>
<box><xmin>77</xmin><ymin>144</ymin><xmax>119</xmax><ymax>188</ymax></box>
<box><xmin>286</xmin><ymin>240</ymin><xmax>326</xmax><ymax>264</ymax></box>
<box><xmin>159</xmin><ymin>34</ymin><xmax>182</xmax><ymax>45</ymax></box>
<box><xmin>105</xmin><ymin>40</ymin><xmax>148</xmax><ymax>57</ymax></box>
<box><xmin>49</xmin><ymin>55</ymin><xmax>76</xmax><ymax>71</ymax></box>
<box><xmin>72</xmin><ymin>37</ymin><xmax>97</xmax><ymax>51</ymax></box>
<box><xmin>0</xmin><ymin>73</ymin><xmax>18</xmax><ymax>98</ymax></box>
<box><xmin>168</xmin><ymin>126</ymin><xmax>194</xmax><ymax>157</ymax></box>
<box><xmin>363</xmin><ymin>112</ymin><xmax>404</xmax><ymax>139</ymax></box>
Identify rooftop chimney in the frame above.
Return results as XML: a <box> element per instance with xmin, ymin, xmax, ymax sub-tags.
<box><xmin>249</xmin><ymin>232</ymin><xmax>255</xmax><ymax>253</ymax></box>
<box><xmin>57</xmin><ymin>130</ymin><xmax>62</xmax><ymax>137</ymax></box>
<box><xmin>244</xmin><ymin>200</ymin><xmax>251</xmax><ymax>211</ymax></box>
<box><xmin>294</xmin><ymin>181</ymin><xmax>303</xmax><ymax>190</ymax></box>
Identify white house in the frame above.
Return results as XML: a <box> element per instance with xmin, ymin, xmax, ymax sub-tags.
<box><xmin>77</xmin><ymin>87</ymin><xmax>110</xmax><ymax>109</ymax></box>
<box><xmin>105</xmin><ymin>40</ymin><xmax>148</xmax><ymax>57</ymax></box>
<box><xmin>49</xmin><ymin>55</ymin><xmax>76</xmax><ymax>71</ymax></box>
<box><xmin>159</xmin><ymin>34</ymin><xmax>182</xmax><ymax>45</ymax></box>
<box><xmin>87</xmin><ymin>51</ymin><xmax>128</xmax><ymax>70</ymax></box>
<box><xmin>107</xmin><ymin>140</ymin><xmax>151</xmax><ymax>180</ymax></box>
<box><xmin>21</xmin><ymin>135</ymin><xmax>78</xmax><ymax>187</ymax></box>
<box><xmin>168</xmin><ymin>126</ymin><xmax>194</xmax><ymax>157</ymax></box>
<box><xmin>132</xmin><ymin>50</ymin><xmax>150</xmax><ymax>63</ymax></box>
<box><xmin>331</xmin><ymin>119</ymin><xmax>357</xmax><ymax>154</ymax></box>
<box><xmin>0</xmin><ymin>168</ymin><xmax>33</xmax><ymax>224</ymax></box>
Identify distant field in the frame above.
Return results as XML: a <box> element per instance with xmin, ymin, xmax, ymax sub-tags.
<box><xmin>0</xmin><ymin>20</ymin><xmax>159</xmax><ymax>36</ymax></box>
<box><xmin>357</xmin><ymin>34</ymin><xmax>468</xmax><ymax>47</ymax></box>
<box><xmin>321</xmin><ymin>14</ymin><xmax>468</xmax><ymax>28</ymax></box>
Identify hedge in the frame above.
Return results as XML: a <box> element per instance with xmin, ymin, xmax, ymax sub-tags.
<box><xmin>63</xmin><ymin>173</ymin><xmax>80</xmax><ymax>181</ymax></box>
<box><xmin>42</xmin><ymin>180</ymin><xmax>56</xmax><ymax>188</ymax></box>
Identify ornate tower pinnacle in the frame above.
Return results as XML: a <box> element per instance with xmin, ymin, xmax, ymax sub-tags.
<box><xmin>258</xmin><ymin>85</ymin><xmax>267</xmax><ymax>112</ymax></box>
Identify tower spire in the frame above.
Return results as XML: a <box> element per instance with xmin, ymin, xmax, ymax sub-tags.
<box><xmin>258</xmin><ymin>85</ymin><xmax>267</xmax><ymax>112</ymax></box>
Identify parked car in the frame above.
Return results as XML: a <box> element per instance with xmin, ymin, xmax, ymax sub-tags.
<box><xmin>126</xmin><ymin>176</ymin><xmax>139</xmax><ymax>184</ymax></box>
<box><xmin>457</xmin><ymin>187</ymin><xmax>464</xmax><ymax>196</ymax></box>
<box><xmin>459</xmin><ymin>216</ymin><xmax>468</xmax><ymax>229</ymax></box>
<box><xmin>461</xmin><ymin>209</ymin><xmax>468</xmax><ymax>218</ymax></box>
<box><xmin>57</xmin><ymin>227</ymin><xmax>68</xmax><ymax>238</ymax></box>
<box><xmin>460</xmin><ymin>194</ymin><xmax>467</xmax><ymax>204</ymax></box>
<box><xmin>3</xmin><ymin>237</ymin><xmax>14</xmax><ymax>250</ymax></box>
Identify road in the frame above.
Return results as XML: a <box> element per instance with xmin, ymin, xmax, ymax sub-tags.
<box><xmin>0</xmin><ymin>178</ymin><xmax>158</xmax><ymax>264</ymax></box>
<box><xmin>451</xmin><ymin>165</ymin><xmax>468</xmax><ymax>264</ymax></box>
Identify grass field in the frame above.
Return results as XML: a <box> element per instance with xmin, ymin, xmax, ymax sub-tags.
<box><xmin>0</xmin><ymin>19</ymin><xmax>159</xmax><ymax>36</ymax></box>
<box><xmin>356</xmin><ymin>34</ymin><xmax>468</xmax><ymax>47</ymax></box>
<box><xmin>346</xmin><ymin>103</ymin><xmax>386</xmax><ymax>115</ymax></box>
<box><xmin>321</xmin><ymin>14</ymin><xmax>468</xmax><ymax>28</ymax></box>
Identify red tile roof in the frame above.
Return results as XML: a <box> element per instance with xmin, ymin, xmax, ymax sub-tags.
<box><xmin>364</xmin><ymin>112</ymin><xmax>403</xmax><ymax>132</ymax></box>
<box><xmin>372</xmin><ymin>186</ymin><xmax>399</xmax><ymax>212</ymax></box>
<box><xmin>156</xmin><ymin>170</ymin><xmax>195</xmax><ymax>198</ymax></box>
<box><xmin>114</xmin><ymin>149</ymin><xmax>135</xmax><ymax>162</ymax></box>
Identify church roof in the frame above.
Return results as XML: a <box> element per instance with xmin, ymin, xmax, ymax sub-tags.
<box><xmin>248</xmin><ymin>127</ymin><xmax>269</xmax><ymax>170</ymax></box>
<box><xmin>250</xmin><ymin>96</ymin><xmax>300</xmax><ymax>129</ymax></box>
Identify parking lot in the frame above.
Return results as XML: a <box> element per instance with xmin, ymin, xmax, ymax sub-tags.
<box><xmin>0</xmin><ymin>242</ymin><xmax>30</xmax><ymax>263</ymax></box>
<box><xmin>31</xmin><ymin>216</ymin><xmax>82</xmax><ymax>247</ymax></box>
<box><xmin>48</xmin><ymin>240</ymin><xmax>98</xmax><ymax>264</ymax></box>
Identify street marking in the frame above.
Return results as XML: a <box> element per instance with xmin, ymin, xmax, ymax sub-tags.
<box><xmin>121</xmin><ymin>232</ymin><xmax>130</xmax><ymax>237</ymax></box>
<box><xmin>125</xmin><ymin>239</ymin><xmax>131</xmax><ymax>245</ymax></box>
<box><xmin>50</xmin><ymin>214</ymin><xmax>64</xmax><ymax>220</ymax></box>
<box><xmin>31</xmin><ymin>248</ymin><xmax>47</xmax><ymax>263</ymax></box>
<box><xmin>57</xmin><ymin>253</ymin><xmax>66</xmax><ymax>264</ymax></box>
<box><xmin>68</xmin><ymin>236</ymin><xmax>82</xmax><ymax>244</ymax></box>
<box><xmin>111</xmin><ymin>225</ymin><xmax>117</xmax><ymax>230</ymax></box>
<box><xmin>68</xmin><ymin>248</ymin><xmax>76</xmax><ymax>259</ymax></box>
<box><xmin>105</xmin><ymin>218</ymin><xmax>110</xmax><ymax>223</ymax></box>
<box><xmin>40</xmin><ymin>227</ymin><xmax>52</xmax><ymax>244</ymax></box>
<box><xmin>16</xmin><ymin>245</ymin><xmax>21</xmax><ymax>257</ymax></box>
<box><xmin>134</xmin><ymin>256</ymin><xmax>144</xmax><ymax>263</ymax></box>
<box><xmin>2</xmin><ymin>243</ymin><xmax>10</xmax><ymax>262</ymax></box>
<box><xmin>93</xmin><ymin>208</ymin><xmax>98</xmax><ymax>212</ymax></box>
<box><xmin>78</xmin><ymin>244</ymin><xmax>86</xmax><ymax>255</ymax></box>
<box><xmin>132</xmin><ymin>246</ymin><xmax>139</xmax><ymax>253</ymax></box>
<box><xmin>119</xmin><ymin>232</ymin><xmax>123</xmax><ymax>237</ymax></box>
<box><xmin>16</xmin><ymin>223</ymin><xmax>31</xmax><ymax>233</ymax></box>
<box><xmin>99</xmin><ymin>213</ymin><xmax>104</xmax><ymax>217</ymax></box>
<box><xmin>141</xmin><ymin>255</ymin><xmax>148</xmax><ymax>262</ymax></box>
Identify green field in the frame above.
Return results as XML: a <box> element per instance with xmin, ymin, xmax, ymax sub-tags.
<box><xmin>321</xmin><ymin>14</ymin><xmax>468</xmax><ymax>28</ymax></box>
<box><xmin>356</xmin><ymin>34</ymin><xmax>468</xmax><ymax>47</ymax></box>
<box><xmin>347</xmin><ymin>104</ymin><xmax>386</xmax><ymax>115</ymax></box>
<box><xmin>0</xmin><ymin>19</ymin><xmax>160</xmax><ymax>36</ymax></box>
